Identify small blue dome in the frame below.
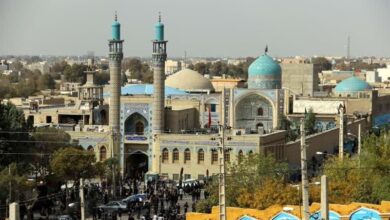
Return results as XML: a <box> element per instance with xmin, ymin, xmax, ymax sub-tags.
<box><xmin>334</xmin><ymin>76</ymin><xmax>371</xmax><ymax>93</ymax></box>
<box><xmin>248</xmin><ymin>54</ymin><xmax>281</xmax><ymax>89</ymax></box>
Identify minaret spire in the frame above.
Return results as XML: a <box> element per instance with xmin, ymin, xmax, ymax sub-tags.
<box><xmin>158</xmin><ymin>11</ymin><xmax>161</xmax><ymax>23</ymax></box>
<box><xmin>115</xmin><ymin>11</ymin><xmax>117</xmax><ymax>21</ymax></box>
<box><xmin>265</xmin><ymin>44</ymin><xmax>268</xmax><ymax>54</ymax></box>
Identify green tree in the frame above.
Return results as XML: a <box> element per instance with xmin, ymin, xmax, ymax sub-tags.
<box><xmin>30</xmin><ymin>127</ymin><xmax>72</xmax><ymax>178</ymax></box>
<box><xmin>50</xmin><ymin>147</ymin><xmax>96</xmax><ymax>182</ymax></box>
<box><xmin>38</xmin><ymin>74</ymin><xmax>56</xmax><ymax>90</ymax></box>
<box><xmin>63</xmin><ymin>64</ymin><xmax>87</xmax><ymax>83</ymax></box>
<box><xmin>0</xmin><ymin>163</ymin><xmax>33</xmax><ymax>203</ymax></box>
<box><xmin>95</xmin><ymin>71</ymin><xmax>110</xmax><ymax>85</ymax></box>
<box><xmin>312</xmin><ymin>131</ymin><xmax>390</xmax><ymax>204</ymax></box>
<box><xmin>0</xmin><ymin>103</ymin><xmax>30</xmax><ymax>167</ymax></box>
<box><xmin>304</xmin><ymin>108</ymin><xmax>316</xmax><ymax>135</ymax></box>
<box><xmin>51</xmin><ymin>60</ymin><xmax>69</xmax><ymax>73</ymax></box>
<box><xmin>197</xmin><ymin>153</ymin><xmax>290</xmax><ymax>212</ymax></box>
<box><xmin>312</xmin><ymin>57</ymin><xmax>332</xmax><ymax>70</ymax></box>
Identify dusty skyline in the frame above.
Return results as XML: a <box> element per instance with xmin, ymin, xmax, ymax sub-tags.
<box><xmin>0</xmin><ymin>0</ymin><xmax>389</xmax><ymax>58</ymax></box>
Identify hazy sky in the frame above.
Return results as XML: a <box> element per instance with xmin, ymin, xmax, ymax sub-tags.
<box><xmin>0</xmin><ymin>0</ymin><xmax>389</xmax><ymax>58</ymax></box>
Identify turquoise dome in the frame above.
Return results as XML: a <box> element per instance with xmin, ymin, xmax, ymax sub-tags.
<box><xmin>111</xmin><ymin>18</ymin><xmax>120</xmax><ymax>40</ymax></box>
<box><xmin>248</xmin><ymin>54</ymin><xmax>281</xmax><ymax>89</ymax></box>
<box><xmin>334</xmin><ymin>76</ymin><xmax>371</xmax><ymax>93</ymax></box>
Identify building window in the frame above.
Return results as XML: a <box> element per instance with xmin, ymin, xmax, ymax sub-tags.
<box><xmin>198</xmin><ymin>149</ymin><xmax>205</xmax><ymax>164</ymax></box>
<box><xmin>224</xmin><ymin>150</ymin><xmax>230</xmax><ymax>163</ymax></box>
<box><xmin>135</xmin><ymin>121</ymin><xmax>144</xmax><ymax>135</ymax></box>
<box><xmin>210</xmin><ymin>104</ymin><xmax>216</xmax><ymax>112</ymax></box>
<box><xmin>211</xmin><ymin>150</ymin><xmax>218</xmax><ymax>164</ymax></box>
<box><xmin>172</xmin><ymin>174</ymin><xmax>179</xmax><ymax>181</ymax></box>
<box><xmin>100</xmin><ymin>146</ymin><xmax>107</xmax><ymax>161</ymax></box>
<box><xmin>198</xmin><ymin>174</ymin><xmax>205</xmax><ymax>180</ymax></box>
<box><xmin>257</xmin><ymin>107</ymin><xmax>263</xmax><ymax>116</ymax></box>
<box><xmin>46</xmin><ymin>116</ymin><xmax>52</xmax><ymax>123</ymax></box>
<box><xmin>184</xmin><ymin>148</ymin><xmax>191</xmax><ymax>163</ymax></box>
<box><xmin>248</xmin><ymin>150</ymin><xmax>253</xmax><ymax>156</ymax></box>
<box><xmin>184</xmin><ymin>174</ymin><xmax>191</xmax><ymax>180</ymax></box>
<box><xmin>173</xmin><ymin>148</ymin><xmax>179</xmax><ymax>163</ymax></box>
<box><xmin>162</xmin><ymin>148</ymin><xmax>169</xmax><ymax>163</ymax></box>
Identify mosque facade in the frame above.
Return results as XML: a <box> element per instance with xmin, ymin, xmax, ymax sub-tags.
<box><xmin>18</xmin><ymin>14</ymin><xmax>390</xmax><ymax>181</ymax></box>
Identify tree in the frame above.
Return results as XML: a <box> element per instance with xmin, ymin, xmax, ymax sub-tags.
<box><xmin>50</xmin><ymin>147</ymin><xmax>95</xmax><ymax>182</ymax></box>
<box><xmin>0</xmin><ymin>163</ymin><xmax>33</xmax><ymax>203</ymax></box>
<box><xmin>51</xmin><ymin>60</ymin><xmax>69</xmax><ymax>73</ymax></box>
<box><xmin>312</xmin><ymin>57</ymin><xmax>331</xmax><ymax>70</ymax></box>
<box><xmin>311</xmin><ymin>131</ymin><xmax>390</xmax><ymax>204</ymax></box>
<box><xmin>30</xmin><ymin>127</ymin><xmax>72</xmax><ymax>178</ymax></box>
<box><xmin>122</xmin><ymin>58</ymin><xmax>153</xmax><ymax>83</ymax></box>
<box><xmin>197</xmin><ymin>153</ymin><xmax>290</xmax><ymax>212</ymax></box>
<box><xmin>0</xmin><ymin>103</ymin><xmax>30</xmax><ymax>167</ymax></box>
<box><xmin>95</xmin><ymin>71</ymin><xmax>110</xmax><ymax>85</ymax></box>
<box><xmin>38</xmin><ymin>74</ymin><xmax>56</xmax><ymax>90</ymax></box>
<box><xmin>63</xmin><ymin>64</ymin><xmax>87</xmax><ymax>83</ymax></box>
<box><xmin>304</xmin><ymin>108</ymin><xmax>316</xmax><ymax>135</ymax></box>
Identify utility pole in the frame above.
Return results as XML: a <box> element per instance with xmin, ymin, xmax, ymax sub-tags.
<box><xmin>218</xmin><ymin>89</ymin><xmax>227</xmax><ymax>220</ymax></box>
<box><xmin>320</xmin><ymin>175</ymin><xmax>329</xmax><ymax>220</ymax></box>
<box><xmin>79</xmin><ymin>178</ymin><xmax>85</xmax><ymax>220</ymax></box>
<box><xmin>358</xmin><ymin>123</ymin><xmax>361</xmax><ymax>155</ymax></box>
<box><xmin>300</xmin><ymin>119</ymin><xmax>310</xmax><ymax>220</ymax></box>
<box><xmin>338</xmin><ymin>105</ymin><xmax>345</xmax><ymax>160</ymax></box>
<box><xmin>9</xmin><ymin>165</ymin><xmax>12</xmax><ymax>203</ymax></box>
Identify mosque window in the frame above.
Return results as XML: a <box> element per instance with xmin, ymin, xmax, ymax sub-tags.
<box><xmin>198</xmin><ymin>149</ymin><xmax>204</xmax><ymax>164</ymax></box>
<box><xmin>162</xmin><ymin>148</ymin><xmax>169</xmax><ymax>163</ymax></box>
<box><xmin>135</xmin><ymin>121</ymin><xmax>144</xmax><ymax>135</ymax></box>
<box><xmin>224</xmin><ymin>150</ymin><xmax>230</xmax><ymax>163</ymax></box>
<box><xmin>173</xmin><ymin>148</ymin><xmax>179</xmax><ymax>163</ymax></box>
<box><xmin>210</xmin><ymin>104</ymin><xmax>216</xmax><ymax>112</ymax></box>
<box><xmin>100</xmin><ymin>146</ymin><xmax>107</xmax><ymax>161</ymax></box>
<box><xmin>211</xmin><ymin>150</ymin><xmax>218</xmax><ymax>164</ymax></box>
<box><xmin>257</xmin><ymin>107</ymin><xmax>264</xmax><ymax>116</ymax></box>
<box><xmin>184</xmin><ymin>148</ymin><xmax>191</xmax><ymax>163</ymax></box>
<box><xmin>248</xmin><ymin>150</ymin><xmax>253</xmax><ymax>156</ymax></box>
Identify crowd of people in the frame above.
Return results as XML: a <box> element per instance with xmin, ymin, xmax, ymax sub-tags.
<box><xmin>91</xmin><ymin>174</ymin><xmax>207</xmax><ymax>220</ymax></box>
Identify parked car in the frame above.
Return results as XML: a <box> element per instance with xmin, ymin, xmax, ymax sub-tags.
<box><xmin>57</xmin><ymin>215</ymin><xmax>74</xmax><ymax>220</ymax></box>
<box><xmin>122</xmin><ymin>194</ymin><xmax>147</xmax><ymax>204</ymax></box>
<box><xmin>98</xmin><ymin>201</ymin><xmax>127</xmax><ymax>212</ymax></box>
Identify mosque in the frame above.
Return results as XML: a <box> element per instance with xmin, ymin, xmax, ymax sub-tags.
<box><xmin>19</xmin><ymin>14</ymin><xmax>390</xmax><ymax>181</ymax></box>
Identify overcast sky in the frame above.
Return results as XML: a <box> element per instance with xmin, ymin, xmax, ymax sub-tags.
<box><xmin>0</xmin><ymin>0</ymin><xmax>389</xmax><ymax>58</ymax></box>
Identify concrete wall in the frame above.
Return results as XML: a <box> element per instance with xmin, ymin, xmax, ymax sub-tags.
<box><xmin>281</xmin><ymin>63</ymin><xmax>320</xmax><ymax>96</ymax></box>
<box><xmin>165</xmin><ymin>108</ymin><xmax>197</xmax><ymax>132</ymax></box>
<box><xmin>279</xmin><ymin>119</ymin><xmax>368</xmax><ymax>166</ymax></box>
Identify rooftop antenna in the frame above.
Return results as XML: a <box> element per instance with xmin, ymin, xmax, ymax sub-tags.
<box><xmin>158</xmin><ymin>11</ymin><xmax>161</xmax><ymax>22</ymax></box>
<box><xmin>347</xmin><ymin>36</ymin><xmax>350</xmax><ymax>59</ymax></box>
<box><xmin>115</xmin><ymin>11</ymin><xmax>117</xmax><ymax>21</ymax></box>
<box><xmin>184</xmin><ymin>50</ymin><xmax>187</xmax><ymax>68</ymax></box>
<box><xmin>265</xmin><ymin>44</ymin><xmax>268</xmax><ymax>54</ymax></box>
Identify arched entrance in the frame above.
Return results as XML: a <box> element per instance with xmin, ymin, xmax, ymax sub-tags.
<box><xmin>126</xmin><ymin>151</ymin><xmax>148</xmax><ymax>179</ymax></box>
